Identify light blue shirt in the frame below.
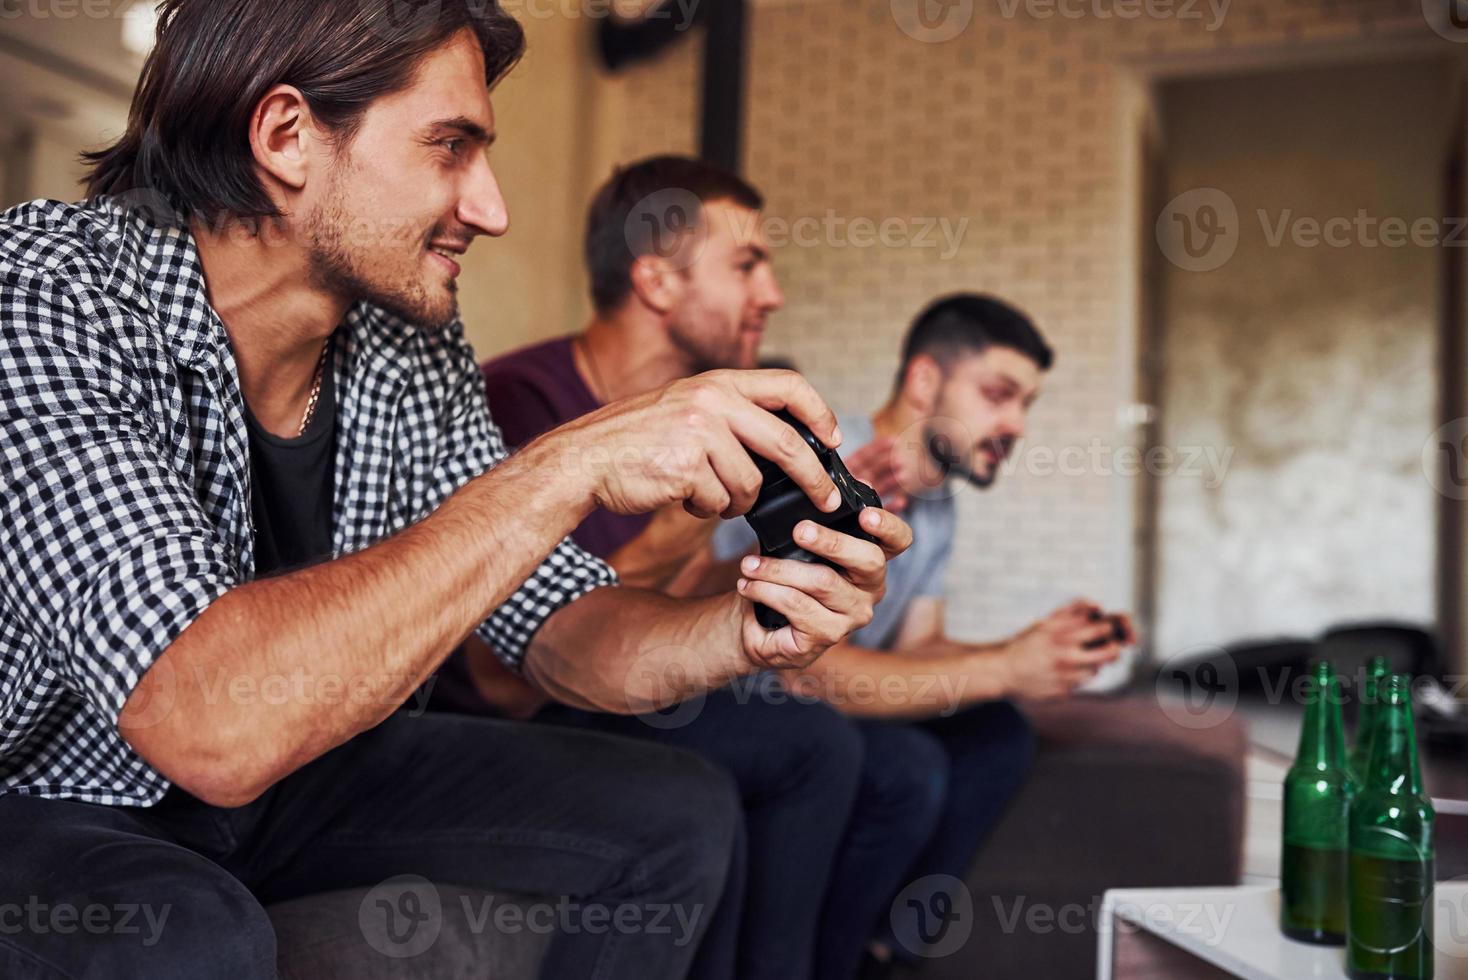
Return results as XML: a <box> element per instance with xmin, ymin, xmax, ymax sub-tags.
<box><xmin>713</xmin><ymin>413</ymin><xmax>955</xmax><ymax>650</ymax></box>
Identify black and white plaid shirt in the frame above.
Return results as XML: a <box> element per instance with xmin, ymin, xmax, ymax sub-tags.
<box><xmin>0</xmin><ymin>197</ymin><xmax>616</xmax><ymax>806</ymax></box>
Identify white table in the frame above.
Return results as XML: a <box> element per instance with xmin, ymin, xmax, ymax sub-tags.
<box><xmin>1097</xmin><ymin>884</ymin><xmax>1468</xmax><ymax>980</ymax></box>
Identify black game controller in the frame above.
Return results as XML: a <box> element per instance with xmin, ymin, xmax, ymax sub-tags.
<box><xmin>1083</xmin><ymin>609</ymin><xmax>1129</xmax><ymax>650</ymax></box>
<box><xmin>742</xmin><ymin>410</ymin><xmax>883</xmax><ymax>630</ymax></box>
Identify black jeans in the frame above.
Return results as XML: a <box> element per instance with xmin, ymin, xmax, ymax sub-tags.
<box><xmin>817</xmin><ymin>701</ymin><xmax>1037</xmax><ymax>979</ymax></box>
<box><xmin>536</xmin><ymin>674</ymin><xmax>865</xmax><ymax>980</ymax></box>
<box><xmin>0</xmin><ymin>711</ymin><xmax>742</xmax><ymax>980</ymax></box>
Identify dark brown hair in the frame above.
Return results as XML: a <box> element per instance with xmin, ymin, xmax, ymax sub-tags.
<box><xmin>899</xmin><ymin>293</ymin><xmax>1054</xmax><ymax>386</ymax></box>
<box><xmin>584</xmin><ymin>155</ymin><xmax>763</xmax><ymax>315</ymax></box>
<box><xmin>85</xmin><ymin>0</ymin><xmax>525</xmax><ymax>222</ymax></box>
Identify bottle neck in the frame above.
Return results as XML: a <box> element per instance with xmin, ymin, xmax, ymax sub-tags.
<box><xmin>1297</xmin><ymin>667</ymin><xmax>1347</xmax><ymax>771</ymax></box>
<box><xmin>1358</xmin><ymin>657</ymin><xmax>1391</xmax><ymax>716</ymax></box>
<box><xmin>1356</xmin><ymin>675</ymin><xmax>1384</xmax><ymax>737</ymax></box>
<box><xmin>1363</xmin><ymin>680</ymin><xmax>1425</xmax><ymax>797</ymax></box>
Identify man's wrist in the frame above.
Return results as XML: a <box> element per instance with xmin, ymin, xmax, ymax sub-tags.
<box><xmin>513</xmin><ymin>428</ymin><xmax>601</xmax><ymax>525</ymax></box>
<box><xmin>971</xmin><ymin>641</ymin><xmax>1016</xmax><ymax>699</ymax></box>
<box><xmin>720</xmin><ymin>591</ymin><xmax>757</xmax><ymax>671</ymax></box>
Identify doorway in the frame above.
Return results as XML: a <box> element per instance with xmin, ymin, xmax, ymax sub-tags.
<box><xmin>1138</xmin><ymin>57</ymin><xmax>1457</xmax><ymax>661</ymax></box>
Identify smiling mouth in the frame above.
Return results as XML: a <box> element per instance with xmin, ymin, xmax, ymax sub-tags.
<box><xmin>427</xmin><ymin>244</ymin><xmax>463</xmax><ymax>277</ymax></box>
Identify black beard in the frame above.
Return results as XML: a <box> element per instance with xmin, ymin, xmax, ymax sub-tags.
<box><xmin>927</xmin><ymin>432</ymin><xmax>998</xmax><ymax>490</ymax></box>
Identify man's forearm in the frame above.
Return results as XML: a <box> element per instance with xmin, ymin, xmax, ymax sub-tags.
<box><xmin>122</xmin><ymin>435</ymin><xmax>596</xmax><ymax>806</ymax></box>
<box><xmin>523</xmin><ymin>586</ymin><xmax>753</xmax><ymax>714</ymax></box>
<box><xmin>785</xmin><ymin>639</ymin><xmax>1011</xmax><ymax>719</ymax></box>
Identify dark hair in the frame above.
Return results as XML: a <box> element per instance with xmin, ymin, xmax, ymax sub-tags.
<box><xmin>898</xmin><ymin>293</ymin><xmax>1054</xmax><ymax>385</ymax></box>
<box><xmin>584</xmin><ymin>155</ymin><xmax>763</xmax><ymax>315</ymax></box>
<box><xmin>84</xmin><ymin>0</ymin><xmax>525</xmax><ymax>222</ymax></box>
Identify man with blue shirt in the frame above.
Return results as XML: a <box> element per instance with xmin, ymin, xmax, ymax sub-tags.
<box><xmin>712</xmin><ymin>293</ymin><xmax>1137</xmax><ymax>976</ymax></box>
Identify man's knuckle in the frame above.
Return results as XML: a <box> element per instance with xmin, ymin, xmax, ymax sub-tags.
<box><xmin>681</xmin><ymin>406</ymin><xmax>712</xmax><ymax>433</ymax></box>
<box><xmin>689</xmin><ymin>379</ymin><xmax>724</xmax><ymax>409</ymax></box>
<box><xmin>778</xmin><ymin>425</ymin><xmax>806</xmax><ymax>458</ymax></box>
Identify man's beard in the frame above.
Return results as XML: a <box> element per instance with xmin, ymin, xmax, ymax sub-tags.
<box><xmin>926</xmin><ymin>428</ymin><xmax>1010</xmax><ymax>490</ymax></box>
<box><xmin>305</xmin><ymin>190</ymin><xmax>458</xmax><ymax>330</ymax></box>
<box><xmin>667</xmin><ymin>308</ymin><xmax>750</xmax><ymax>372</ymax></box>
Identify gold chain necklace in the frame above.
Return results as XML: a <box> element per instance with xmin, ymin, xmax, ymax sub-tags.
<box><xmin>295</xmin><ymin>338</ymin><xmax>332</xmax><ymax>437</ymax></box>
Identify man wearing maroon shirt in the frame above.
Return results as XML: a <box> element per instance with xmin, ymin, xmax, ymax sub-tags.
<box><xmin>483</xmin><ymin>160</ymin><xmax>776</xmax><ymax>579</ymax></box>
<box><xmin>438</xmin><ymin>156</ymin><xmax>866</xmax><ymax>980</ymax></box>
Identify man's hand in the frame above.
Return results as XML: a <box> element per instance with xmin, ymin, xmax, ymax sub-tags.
<box><xmin>523</xmin><ymin>507</ymin><xmax>912</xmax><ymax>716</ymax></box>
<box><xmin>998</xmin><ymin>599</ymin><xmax>1132</xmax><ymax>701</ymax></box>
<box><xmin>608</xmin><ymin>504</ymin><xmax>721</xmax><ymax>590</ymax></box>
<box><xmin>843</xmin><ymin>436</ymin><xmax>917</xmax><ymax>515</ymax></box>
<box><xmin>548</xmin><ymin>369</ymin><xmax>842</xmax><ymax>520</ymax></box>
<box><xmin>735</xmin><ymin>507</ymin><xmax>912</xmax><ymax>671</ymax></box>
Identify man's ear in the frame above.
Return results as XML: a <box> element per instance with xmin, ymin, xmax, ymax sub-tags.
<box><xmin>902</xmin><ymin>354</ymin><xmax>944</xmax><ymax>412</ymax></box>
<box><xmin>628</xmin><ymin>254</ymin><xmax>685</xmax><ymax>315</ymax></box>
<box><xmin>248</xmin><ymin>84</ymin><xmax>316</xmax><ymax>201</ymax></box>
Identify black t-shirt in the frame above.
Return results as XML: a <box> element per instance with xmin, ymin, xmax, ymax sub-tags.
<box><xmin>243</xmin><ymin>340</ymin><xmax>337</xmax><ymax>577</ymax></box>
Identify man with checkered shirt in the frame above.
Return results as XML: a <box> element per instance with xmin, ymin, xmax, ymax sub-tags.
<box><xmin>0</xmin><ymin>1</ymin><xmax>909</xmax><ymax>977</ymax></box>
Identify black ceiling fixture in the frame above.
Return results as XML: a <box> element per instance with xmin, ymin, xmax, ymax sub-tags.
<box><xmin>597</xmin><ymin>0</ymin><xmax>748</xmax><ymax>173</ymax></box>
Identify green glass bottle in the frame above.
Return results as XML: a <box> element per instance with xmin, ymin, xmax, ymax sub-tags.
<box><xmin>1349</xmin><ymin>656</ymin><xmax>1393</xmax><ymax>785</ymax></box>
<box><xmin>1282</xmin><ymin>661</ymin><xmax>1354</xmax><ymax>944</ymax></box>
<box><xmin>1347</xmin><ymin>674</ymin><xmax>1435</xmax><ymax>980</ymax></box>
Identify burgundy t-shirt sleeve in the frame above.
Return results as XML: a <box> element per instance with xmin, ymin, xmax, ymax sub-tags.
<box><xmin>479</xmin><ymin>340</ymin><xmax>652</xmax><ymax>561</ymax></box>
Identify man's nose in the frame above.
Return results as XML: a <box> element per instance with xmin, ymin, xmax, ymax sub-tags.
<box><xmin>458</xmin><ymin>158</ymin><xmax>509</xmax><ymax>238</ymax></box>
<box><xmin>1002</xmin><ymin>407</ymin><xmax>1028</xmax><ymax>441</ymax></box>
<box><xmin>757</xmin><ymin>267</ymin><xmax>785</xmax><ymax>312</ymax></box>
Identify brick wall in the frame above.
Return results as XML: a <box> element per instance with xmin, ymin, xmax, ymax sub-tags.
<box><xmin>612</xmin><ymin>0</ymin><xmax>1439</xmax><ymax>657</ymax></box>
